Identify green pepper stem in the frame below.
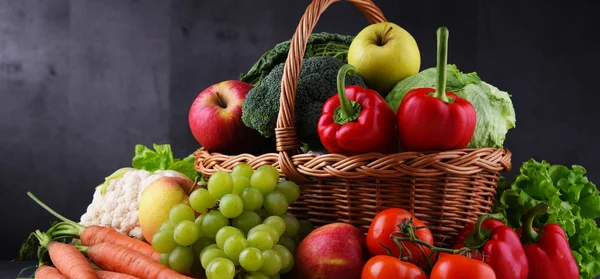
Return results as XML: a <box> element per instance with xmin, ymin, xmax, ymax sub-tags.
<box><xmin>520</xmin><ymin>203</ymin><xmax>549</xmax><ymax>244</ymax></box>
<box><xmin>466</xmin><ymin>213</ymin><xmax>506</xmax><ymax>248</ymax></box>
<box><xmin>434</xmin><ymin>27</ymin><xmax>450</xmax><ymax>103</ymax></box>
<box><xmin>337</xmin><ymin>64</ymin><xmax>357</xmax><ymax>119</ymax></box>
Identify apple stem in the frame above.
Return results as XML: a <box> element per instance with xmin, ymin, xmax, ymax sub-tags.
<box><xmin>333</xmin><ymin>64</ymin><xmax>362</xmax><ymax>125</ymax></box>
<box><xmin>433</xmin><ymin>27</ymin><xmax>451</xmax><ymax>103</ymax></box>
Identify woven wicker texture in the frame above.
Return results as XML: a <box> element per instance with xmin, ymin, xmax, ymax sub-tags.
<box><xmin>194</xmin><ymin>0</ymin><xmax>512</xmax><ymax>245</ymax></box>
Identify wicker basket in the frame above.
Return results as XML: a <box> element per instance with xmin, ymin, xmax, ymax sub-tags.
<box><xmin>194</xmin><ymin>0</ymin><xmax>512</xmax><ymax>246</ymax></box>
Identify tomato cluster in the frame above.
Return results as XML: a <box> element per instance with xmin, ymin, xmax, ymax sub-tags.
<box><xmin>362</xmin><ymin>208</ymin><xmax>495</xmax><ymax>279</ymax></box>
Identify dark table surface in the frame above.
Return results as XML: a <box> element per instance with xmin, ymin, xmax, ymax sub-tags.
<box><xmin>0</xmin><ymin>261</ymin><xmax>36</xmax><ymax>279</ymax></box>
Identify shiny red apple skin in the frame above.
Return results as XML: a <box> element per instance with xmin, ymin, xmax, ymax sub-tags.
<box><xmin>189</xmin><ymin>80</ymin><xmax>263</xmax><ymax>154</ymax></box>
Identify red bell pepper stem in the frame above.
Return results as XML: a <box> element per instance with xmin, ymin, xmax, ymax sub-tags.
<box><xmin>433</xmin><ymin>27</ymin><xmax>452</xmax><ymax>104</ymax></box>
<box><xmin>465</xmin><ymin>213</ymin><xmax>506</xmax><ymax>248</ymax></box>
<box><xmin>334</xmin><ymin>64</ymin><xmax>362</xmax><ymax>124</ymax></box>
<box><xmin>520</xmin><ymin>203</ymin><xmax>549</xmax><ymax>244</ymax></box>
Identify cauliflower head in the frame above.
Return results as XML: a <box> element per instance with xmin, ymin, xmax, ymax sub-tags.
<box><xmin>79</xmin><ymin>169</ymin><xmax>188</xmax><ymax>240</ymax></box>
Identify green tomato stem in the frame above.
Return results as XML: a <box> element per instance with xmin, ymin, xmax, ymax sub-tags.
<box><xmin>434</xmin><ymin>27</ymin><xmax>450</xmax><ymax>103</ymax></box>
<box><xmin>520</xmin><ymin>203</ymin><xmax>549</xmax><ymax>244</ymax></box>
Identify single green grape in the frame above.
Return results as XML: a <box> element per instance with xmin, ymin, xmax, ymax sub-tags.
<box><xmin>200</xmin><ymin>244</ymin><xmax>220</xmax><ymax>257</ymax></box>
<box><xmin>200</xmin><ymin>248</ymin><xmax>227</xmax><ymax>269</ymax></box>
<box><xmin>275</xmin><ymin>180</ymin><xmax>300</xmax><ymax>203</ymax></box>
<box><xmin>205</xmin><ymin>257</ymin><xmax>235</xmax><ymax>279</ymax></box>
<box><xmin>192</xmin><ymin>237</ymin><xmax>215</xmax><ymax>255</ymax></box>
<box><xmin>168</xmin><ymin>246</ymin><xmax>195</xmax><ymax>273</ymax></box>
<box><xmin>248</xmin><ymin>224</ymin><xmax>279</xmax><ymax>242</ymax></box>
<box><xmin>263</xmin><ymin>191</ymin><xmax>289</xmax><ymax>216</ymax></box>
<box><xmin>259</xmin><ymin>249</ymin><xmax>282</xmax><ymax>276</ymax></box>
<box><xmin>159</xmin><ymin>253</ymin><xmax>170</xmax><ymax>266</ymax></box>
<box><xmin>243</xmin><ymin>272</ymin><xmax>270</xmax><ymax>279</ymax></box>
<box><xmin>158</xmin><ymin>220</ymin><xmax>174</xmax><ymax>232</ymax></box>
<box><xmin>239</xmin><ymin>247</ymin><xmax>264</xmax><ymax>272</ymax></box>
<box><xmin>215</xmin><ymin>226</ymin><xmax>243</xmax><ymax>249</ymax></box>
<box><xmin>232</xmin><ymin>175</ymin><xmax>251</xmax><ymax>195</ymax></box>
<box><xmin>250</xmin><ymin>169</ymin><xmax>278</xmax><ymax>196</ymax></box>
<box><xmin>277</xmin><ymin>236</ymin><xmax>296</xmax><ymax>255</ymax></box>
<box><xmin>223</xmin><ymin>234</ymin><xmax>248</xmax><ymax>264</ymax></box>
<box><xmin>219</xmin><ymin>194</ymin><xmax>244</xmax><ymax>218</ymax></box>
<box><xmin>247</xmin><ymin>229</ymin><xmax>274</xmax><ymax>251</ymax></box>
<box><xmin>262</xmin><ymin>216</ymin><xmax>286</xmax><ymax>236</ymax></box>
<box><xmin>201</xmin><ymin>210</ymin><xmax>229</xmax><ymax>239</ymax></box>
<box><xmin>233</xmin><ymin>211</ymin><xmax>262</xmax><ymax>234</ymax></box>
<box><xmin>207</xmin><ymin>171</ymin><xmax>234</xmax><ymax>199</ymax></box>
<box><xmin>174</xmin><ymin>220</ymin><xmax>200</xmax><ymax>246</ymax></box>
<box><xmin>189</xmin><ymin>188</ymin><xmax>217</xmax><ymax>213</ymax></box>
<box><xmin>281</xmin><ymin>214</ymin><xmax>300</xmax><ymax>237</ymax></box>
<box><xmin>256</xmin><ymin>165</ymin><xmax>279</xmax><ymax>181</ymax></box>
<box><xmin>151</xmin><ymin>230</ymin><xmax>178</xmax><ymax>253</ymax></box>
<box><xmin>241</xmin><ymin>188</ymin><xmax>264</xmax><ymax>211</ymax></box>
<box><xmin>169</xmin><ymin>204</ymin><xmax>195</xmax><ymax>225</ymax></box>
<box><xmin>272</xmin><ymin>244</ymin><xmax>294</xmax><ymax>273</ymax></box>
<box><xmin>231</xmin><ymin>163</ymin><xmax>254</xmax><ymax>179</ymax></box>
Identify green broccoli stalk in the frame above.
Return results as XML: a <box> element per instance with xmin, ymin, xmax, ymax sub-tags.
<box><xmin>241</xmin><ymin>56</ymin><xmax>367</xmax><ymax>149</ymax></box>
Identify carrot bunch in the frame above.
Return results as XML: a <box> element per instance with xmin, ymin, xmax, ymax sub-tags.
<box><xmin>25</xmin><ymin>192</ymin><xmax>195</xmax><ymax>279</ymax></box>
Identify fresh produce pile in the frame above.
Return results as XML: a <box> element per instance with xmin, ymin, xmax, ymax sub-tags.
<box><xmin>15</xmin><ymin>12</ymin><xmax>600</xmax><ymax>279</ymax></box>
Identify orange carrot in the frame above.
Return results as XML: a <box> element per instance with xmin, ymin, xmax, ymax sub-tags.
<box><xmin>81</xmin><ymin>225</ymin><xmax>159</xmax><ymax>261</ymax></box>
<box><xmin>85</xmin><ymin>242</ymin><xmax>193</xmax><ymax>279</ymax></box>
<box><xmin>28</xmin><ymin>192</ymin><xmax>160</xmax><ymax>261</ymax></box>
<box><xmin>46</xmin><ymin>241</ymin><xmax>98</xmax><ymax>279</ymax></box>
<box><xmin>95</xmin><ymin>270</ymin><xmax>140</xmax><ymax>279</ymax></box>
<box><xmin>35</xmin><ymin>265</ymin><xmax>66</xmax><ymax>279</ymax></box>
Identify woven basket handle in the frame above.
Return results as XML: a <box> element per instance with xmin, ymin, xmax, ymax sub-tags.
<box><xmin>275</xmin><ymin>0</ymin><xmax>387</xmax><ymax>183</ymax></box>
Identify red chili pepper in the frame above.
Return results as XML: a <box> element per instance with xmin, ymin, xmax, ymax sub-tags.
<box><xmin>396</xmin><ymin>27</ymin><xmax>476</xmax><ymax>152</ymax></box>
<box><xmin>317</xmin><ymin>64</ymin><xmax>397</xmax><ymax>155</ymax></box>
<box><xmin>516</xmin><ymin>203</ymin><xmax>580</xmax><ymax>279</ymax></box>
<box><xmin>452</xmin><ymin>213</ymin><xmax>529</xmax><ymax>279</ymax></box>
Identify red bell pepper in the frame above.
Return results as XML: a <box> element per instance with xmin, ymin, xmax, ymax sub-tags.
<box><xmin>452</xmin><ymin>213</ymin><xmax>529</xmax><ymax>279</ymax></box>
<box><xmin>517</xmin><ymin>203</ymin><xmax>580</xmax><ymax>279</ymax></box>
<box><xmin>317</xmin><ymin>64</ymin><xmax>397</xmax><ymax>155</ymax></box>
<box><xmin>397</xmin><ymin>27</ymin><xmax>476</xmax><ymax>151</ymax></box>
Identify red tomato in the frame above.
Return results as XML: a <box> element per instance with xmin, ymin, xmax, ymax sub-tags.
<box><xmin>430</xmin><ymin>254</ymin><xmax>496</xmax><ymax>279</ymax></box>
<box><xmin>361</xmin><ymin>255</ymin><xmax>427</xmax><ymax>279</ymax></box>
<box><xmin>366</xmin><ymin>208</ymin><xmax>433</xmax><ymax>266</ymax></box>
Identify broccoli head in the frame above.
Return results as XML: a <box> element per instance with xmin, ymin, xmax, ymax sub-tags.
<box><xmin>241</xmin><ymin>56</ymin><xmax>367</xmax><ymax>147</ymax></box>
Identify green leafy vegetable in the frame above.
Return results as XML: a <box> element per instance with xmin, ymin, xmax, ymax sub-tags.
<box><xmin>239</xmin><ymin>32</ymin><xmax>355</xmax><ymax>87</ymax></box>
<box><xmin>493</xmin><ymin>159</ymin><xmax>600</xmax><ymax>279</ymax></box>
<box><xmin>385</xmin><ymin>65</ymin><xmax>516</xmax><ymax>148</ymax></box>
<box><xmin>132</xmin><ymin>143</ymin><xmax>200</xmax><ymax>182</ymax></box>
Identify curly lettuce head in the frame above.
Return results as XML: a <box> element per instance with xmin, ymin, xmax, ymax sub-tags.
<box><xmin>385</xmin><ymin>65</ymin><xmax>516</xmax><ymax>148</ymax></box>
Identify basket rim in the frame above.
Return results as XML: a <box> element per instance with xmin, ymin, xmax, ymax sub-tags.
<box><xmin>194</xmin><ymin>147</ymin><xmax>512</xmax><ymax>180</ymax></box>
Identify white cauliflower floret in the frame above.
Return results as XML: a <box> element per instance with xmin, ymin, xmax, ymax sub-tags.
<box><xmin>80</xmin><ymin>168</ymin><xmax>189</xmax><ymax>240</ymax></box>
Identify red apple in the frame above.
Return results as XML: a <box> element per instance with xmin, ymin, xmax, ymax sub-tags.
<box><xmin>294</xmin><ymin>223</ymin><xmax>365</xmax><ymax>279</ymax></box>
<box><xmin>189</xmin><ymin>80</ymin><xmax>262</xmax><ymax>154</ymax></box>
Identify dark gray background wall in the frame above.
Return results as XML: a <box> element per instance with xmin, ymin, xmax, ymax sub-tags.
<box><xmin>1</xmin><ymin>0</ymin><xmax>599</xmax><ymax>260</ymax></box>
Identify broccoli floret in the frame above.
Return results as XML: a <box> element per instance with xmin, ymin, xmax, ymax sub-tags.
<box><xmin>241</xmin><ymin>56</ymin><xmax>367</xmax><ymax>147</ymax></box>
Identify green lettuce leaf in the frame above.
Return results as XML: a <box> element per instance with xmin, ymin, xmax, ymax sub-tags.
<box><xmin>385</xmin><ymin>65</ymin><xmax>516</xmax><ymax>148</ymax></box>
<box><xmin>493</xmin><ymin>159</ymin><xmax>600</xmax><ymax>279</ymax></box>
<box><xmin>132</xmin><ymin>144</ymin><xmax>200</xmax><ymax>182</ymax></box>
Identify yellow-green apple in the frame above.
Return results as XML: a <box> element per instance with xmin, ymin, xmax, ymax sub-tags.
<box><xmin>138</xmin><ymin>176</ymin><xmax>196</xmax><ymax>242</ymax></box>
<box><xmin>189</xmin><ymin>80</ymin><xmax>263</xmax><ymax>154</ymax></box>
<box><xmin>293</xmin><ymin>223</ymin><xmax>365</xmax><ymax>279</ymax></box>
<box><xmin>348</xmin><ymin>22</ymin><xmax>420</xmax><ymax>95</ymax></box>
